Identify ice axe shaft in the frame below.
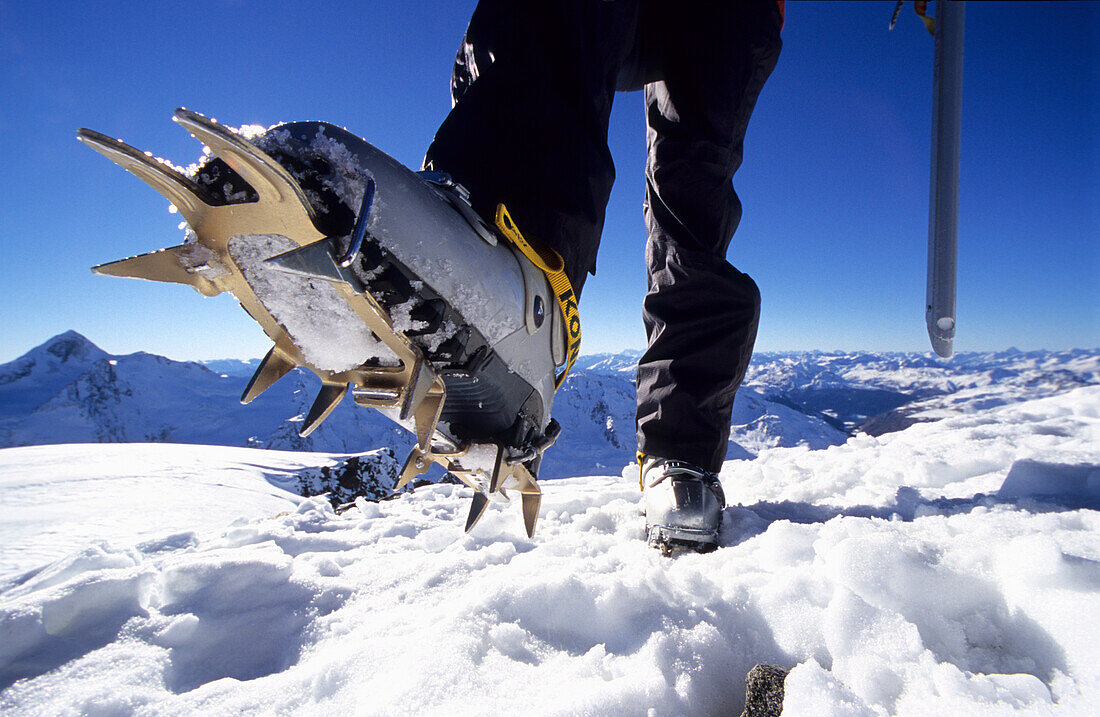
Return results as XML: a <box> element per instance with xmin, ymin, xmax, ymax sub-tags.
<box><xmin>927</xmin><ymin>0</ymin><xmax>964</xmax><ymax>358</ymax></box>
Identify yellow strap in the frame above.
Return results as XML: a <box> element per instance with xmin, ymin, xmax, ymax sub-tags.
<box><xmin>494</xmin><ymin>204</ymin><xmax>580</xmax><ymax>389</ymax></box>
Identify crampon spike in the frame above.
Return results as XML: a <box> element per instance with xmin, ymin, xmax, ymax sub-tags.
<box><xmin>300</xmin><ymin>382</ymin><xmax>348</xmax><ymax>437</ymax></box>
<box><xmin>91</xmin><ymin>243</ymin><xmax>224</xmax><ymax>297</ymax></box>
<box><xmin>241</xmin><ymin>345</ymin><xmax>297</xmax><ymax>404</ymax></box>
<box><xmin>173</xmin><ymin>108</ymin><xmax>312</xmax><ymax>210</ymax></box>
<box><xmin>521</xmin><ymin>492</ymin><xmax>541</xmax><ymax>539</ymax></box>
<box><xmin>76</xmin><ymin>129</ymin><xmax>218</xmax><ymax>223</ymax></box>
<box><xmin>465</xmin><ymin>492</ymin><xmax>490</xmax><ymax>533</ymax></box>
<box><xmin>396</xmin><ymin>446</ymin><xmax>432</xmax><ymax>491</ymax></box>
<box><xmin>411</xmin><ymin>382</ymin><xmax>445</xmax><ymax>451</ymax></box>
<box><xmin>488</xmin><ymin>446</ymin><xmax>506</xmax><ymax>494</ymax></box>
<box><xmin>264</xmin><ymin>240</ymin><xmax>344</xmax><ymax>282</ymax></box>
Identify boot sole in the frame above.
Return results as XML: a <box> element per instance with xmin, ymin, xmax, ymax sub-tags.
<box><xmin>647</xmin><ymin>525</ymin><xmax>719</xmax><ymax>555</ymax></box>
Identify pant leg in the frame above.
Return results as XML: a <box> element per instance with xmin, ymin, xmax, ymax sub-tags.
<box><xmin>423</xmin><ymin>0</ymin><xmax>638</xmax><ymax>297</ymax></box>
<box><xmin>635</xmin><ymin>1</ymin><xmax>783</xmax><ymax>473</ymax></box>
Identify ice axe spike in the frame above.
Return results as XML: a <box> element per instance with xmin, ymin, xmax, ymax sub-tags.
<box><xmin>241</xmin><ymin>344</ymin><xmax>297</xmax><ymax>404</ymax></box>
<box><xmin>76</xmin><ymin>128</ymin><xmax>218</xmax><ymax>224</ymax></box>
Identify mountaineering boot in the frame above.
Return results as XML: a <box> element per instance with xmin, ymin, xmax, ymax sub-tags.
<box><xmin>78</xmin><ymin>110</ymin><xmax>579</xmax><ymax>538</ymax></box>
<box><xmin>642</xmin><ymin>456</ymin><xmax>726</xmax><ymax>553</ymax></box>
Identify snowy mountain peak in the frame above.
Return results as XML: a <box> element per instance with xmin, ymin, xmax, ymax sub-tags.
<box><xmin>0</xmin><ymin>332</ymin><xmax>114</xmax><ymax>424</ymax></box>
<box><xmin>38</xmin><ymin>330</ymin><xmax>105</xmax><ymax>363</ymax></box>
<box><xmin>1</xmin><ymin>331</ymin><xmax>108</xmax><ymax>381</ymax></box>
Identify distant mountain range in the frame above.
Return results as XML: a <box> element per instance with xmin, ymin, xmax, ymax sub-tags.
<box><xmin>1</xmin><ymin>332</ymin><xmax>1096</xmax><ymax>478</ymax></box>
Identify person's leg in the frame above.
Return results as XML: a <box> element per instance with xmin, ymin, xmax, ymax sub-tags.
<box><xmin>636</xmin><ymin>1</ymin><xmax>783</xmax><ymax>473</ymax></box>
<box><xmin>423</xmin><ymin>0</ymin><xmax>638</xmax><ymax>297</ymax></box>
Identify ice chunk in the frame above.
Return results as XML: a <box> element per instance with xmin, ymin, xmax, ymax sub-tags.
<box><xmin>997</xmin><ymin>459</ymin><xmax>1100</xmax><ymax>504</ymax></box>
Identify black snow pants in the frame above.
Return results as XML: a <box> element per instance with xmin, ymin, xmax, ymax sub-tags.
<box><xmin>424</xmin><ymin>0</ymin><xmax>783</xmax><ymax>474</ymax></box>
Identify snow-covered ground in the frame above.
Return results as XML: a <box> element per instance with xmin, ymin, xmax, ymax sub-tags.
<box><xmin>0</xmin><ymin>445</ymin><xmax>329</xmax><ymax>580</ymax></box>
<box><xmin>1</xmin><ymin>386</ymin><xmax>1097</xmax><ymax>714</ymax></box>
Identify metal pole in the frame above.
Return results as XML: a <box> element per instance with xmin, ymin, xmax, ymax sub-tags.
<box><xmin>927</xmin><ymin>0</ymin><xmax>965</xmax><ymax>358</ymax></box>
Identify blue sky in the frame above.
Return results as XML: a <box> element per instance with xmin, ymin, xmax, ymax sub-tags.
<box><xmin>1</xmin><ymin>1</ymin><xmax>1096</xmax><ymax>363</ymax></box>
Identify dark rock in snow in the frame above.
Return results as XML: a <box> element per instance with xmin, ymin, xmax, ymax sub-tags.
<box><xmin>296</xmin><ymin>448</ymin><xmax>401</xmax><ymax>507</ymax></box>
<box><xmin>859</xmin><ymin>410</ymin><xmax>926</xmax><ymax>437</ymax></box>
<box><xmin>740</xmin><ymin>664</ymin><xmax>788</xmax><ymax>717</ymax></box>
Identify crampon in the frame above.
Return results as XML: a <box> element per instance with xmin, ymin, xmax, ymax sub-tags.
<box><xmin>79</xmin><ymin>109</ymin><xmax>578</xmax><ymax>538</ymax></box>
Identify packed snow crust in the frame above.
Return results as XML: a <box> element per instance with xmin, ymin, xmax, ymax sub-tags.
<box><xmin>227</xmin><ymin>234</ymin><xmax>400</xmax><ymax>372</ymax></box>
<box><xmin>1</xmin><ymin>387</ymin><xmax>1098</xmax><ymax>715</ymax></box>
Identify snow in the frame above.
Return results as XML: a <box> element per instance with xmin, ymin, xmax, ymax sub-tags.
<box><xmin>0</xmin><ymin>444</ymin><xmax>334</xmax><ymax>579</ymax></box>
<box><xmin>256</xmin><ymin>124</ymin><xmax>370</xmax><ymax>219</ymax></box>
<box><xmin>2</xmin><ymin>386</ymin><xmax>1098</xmax><ymax>714</ymax></box>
